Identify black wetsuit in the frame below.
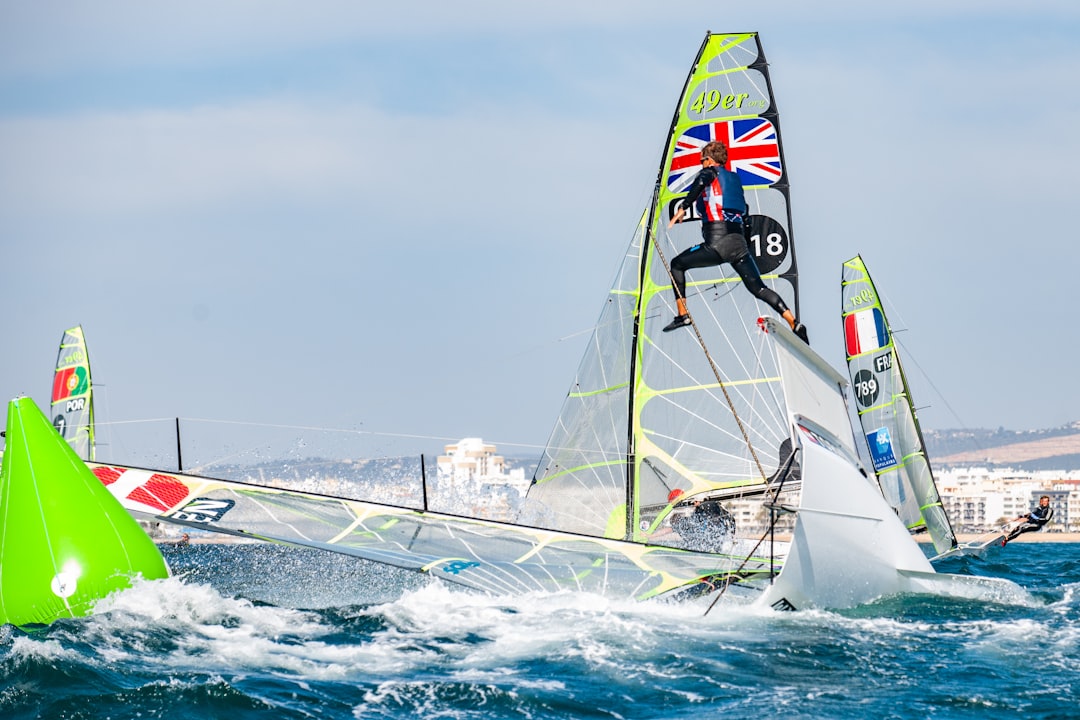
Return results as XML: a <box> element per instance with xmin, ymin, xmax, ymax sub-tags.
<box><xmin>669</xmin><ymin>166</ymin><xmax>790</xmax><ymax>317</ymax></box>
<box><xmin>1005</xmin><ymin>503</ymin><xmax>1053</xmax><ymax>543</ymax></box>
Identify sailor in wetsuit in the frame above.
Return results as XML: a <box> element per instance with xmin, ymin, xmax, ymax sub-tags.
<box><xmin>1002</xmin><ymin>495</ymin><xmax>1054</xmax><ymax>546</ymax></box>
<box><xmin>671</xmin><ymin>497</ymin><xmax>737</xmax><ymax>553</ymax></box>
<box><xmin>663</xmin><ymin>140</ymin><xmax>808</xmax><ymax>343</ymax></box>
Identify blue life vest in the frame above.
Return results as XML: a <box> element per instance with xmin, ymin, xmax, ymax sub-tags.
<box><xmin>694</xmin><ymin>167</ymin><xmax>746</xmax><ymax>223</ymax></box>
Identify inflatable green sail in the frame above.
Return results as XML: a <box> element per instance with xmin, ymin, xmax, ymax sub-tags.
<box><xmin>0</xmin><ymin>396</ymin><xmax>168</xmax><ymax>627</ymax></box>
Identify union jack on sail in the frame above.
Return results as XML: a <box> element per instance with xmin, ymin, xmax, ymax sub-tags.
<box><xmin>667</xmin><ymin>118</ymin><xmax>783</xmax><ymax>192</ymax></box>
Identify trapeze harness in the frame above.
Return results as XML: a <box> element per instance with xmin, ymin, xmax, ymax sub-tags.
<box><xmin>669</xmin><ymin>165</ymin><xmax>789</xmax><ymax>316</ymax></box>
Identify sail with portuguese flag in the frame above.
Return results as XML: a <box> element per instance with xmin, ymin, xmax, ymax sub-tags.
<box><xmin>50</xmin><ymin>325</ymin><xmax>95</xmax><ymax>460</ymax></box>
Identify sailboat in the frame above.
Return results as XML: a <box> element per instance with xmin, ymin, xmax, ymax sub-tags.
<box><xmin>83</xmin><ymin>32</ymin><xmax>1024</xmax><ymax>609</ymax></box>
<box><xmin>50</xmin><ymin>325</ymin><xmax>95</xmax><ymax>461</ymax></box>
<box><xmin>840</xmin><ymin>256</ymin><xmax>958</xmax><ymax>558</ymax></box>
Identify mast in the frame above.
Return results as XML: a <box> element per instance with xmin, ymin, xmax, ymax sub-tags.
<box><xmin>623</xmin><ymin>33</ymin><xmax>715</xmax><ymax>539</ymax></box>
<box><xmin>748</xmin><ymin>35</ymin><xmax>799</xmax><ymax>318</ymax></box>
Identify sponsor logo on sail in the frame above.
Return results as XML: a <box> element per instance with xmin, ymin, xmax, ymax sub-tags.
<box><xmin>867</xmin><ymin>427</ymin><xmax>898</xmax><ymax>472</ymax></box>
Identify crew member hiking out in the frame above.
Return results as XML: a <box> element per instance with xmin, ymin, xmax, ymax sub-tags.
<box><xmin>663</xmin><ymin>140</ymin><xmax>809</xmax><ymax>343</ymax></box>
<box><xmin>1001</xmin><ymin>495</ymin><xmax>1054</xmax><ymax>546</ymax></box>
<box><xmin>672</xmin><ymin>496</ymin><xmax>737</xmax><ymax>553</ymax></box>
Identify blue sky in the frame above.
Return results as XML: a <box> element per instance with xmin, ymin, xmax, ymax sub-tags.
<box><xmin>2</xmin><ymin>2</ymin><xmax>1079</xmax><ymax>463</ymax></box>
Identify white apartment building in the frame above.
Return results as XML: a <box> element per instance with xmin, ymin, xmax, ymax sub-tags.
<box><xmin>435</xmin><ymin>438</ymin><xmax>530</xmax><ymax>520</ymax></box>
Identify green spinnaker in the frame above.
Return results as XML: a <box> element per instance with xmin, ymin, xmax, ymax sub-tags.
<box><xmin>0</xmin><ymin>397</ymin><xmax>168</xmax><ymax>627</ymax></box>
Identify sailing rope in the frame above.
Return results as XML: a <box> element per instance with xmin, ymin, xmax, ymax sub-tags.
<box><xmin>701</xmin><ymin>448</ymin><xmax>799</xmax><ymax>616</ymax></box>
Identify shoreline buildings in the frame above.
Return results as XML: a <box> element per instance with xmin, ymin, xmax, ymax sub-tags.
<box><xmin>434</xmin><ymin>439</ymin><xmax>1080</xmax><ymax>535</ymax></box>
<box><xmin>435</xmin><ymin>438</ymin><xmax>530</xmax><ymax>520</ymax></box>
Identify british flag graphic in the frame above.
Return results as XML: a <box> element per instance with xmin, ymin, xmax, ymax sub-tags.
<box><xmin>667</xmin><ymin>118</ymin><xmax>783</xmax><ymax>192</ymax></box>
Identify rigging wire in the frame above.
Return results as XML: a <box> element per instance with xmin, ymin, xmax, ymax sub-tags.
<box><xmin>879</xmin><ymin>288</ymin><xmax>970</xmax><ymax>431</ymax></box>
<box><xmin>650</xmin><ymin>225</ymin><xmax>772</xmax><ymax>487</ymax></box>
<box><xmin>702</xmin><ymin>447</ymin><xmax>799</xmax><ymax>616</ymax></box>
<box><xmin>879</xmin><ymin>284</ymin><xmax>987</xmax><ymax>465</ymax></box>
<box><xmin>650</xmin><ymin>216</ymin><xmax>806</xmax><ymax>610</ymax></box>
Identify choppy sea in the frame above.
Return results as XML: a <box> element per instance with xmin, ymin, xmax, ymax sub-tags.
<box><xmin>1</xmin><ymin>541</ymin><xmax>1077</xmax><ymax>720</ymax></box>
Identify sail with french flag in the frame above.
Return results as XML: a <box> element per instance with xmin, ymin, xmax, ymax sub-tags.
<box><xmin>844</xmin><ymin>307</ymin><xmax>889</xmax><ymax>356</ymax></box>
<box><xmin>839</xmin><ymin>254</ymin><xmax>959</xmax><ymax>557</ymax></box>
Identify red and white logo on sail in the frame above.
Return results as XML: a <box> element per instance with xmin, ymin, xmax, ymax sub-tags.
<box><xmin>93</xmin><ymin>466</ymin><xmax>193</xmax><ymax>515</ymax></box>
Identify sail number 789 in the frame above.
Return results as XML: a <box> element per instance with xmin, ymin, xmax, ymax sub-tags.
<box><xmin>852</xmin><ymin>369</ymin><xmax>881</xmax><ymax>407</ymax></box>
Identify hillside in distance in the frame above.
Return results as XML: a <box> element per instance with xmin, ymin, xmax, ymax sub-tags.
<box><xmin>924</xmin><ymin>421</ymin><xmax>1080</xmax><ymax>471</ymax></box>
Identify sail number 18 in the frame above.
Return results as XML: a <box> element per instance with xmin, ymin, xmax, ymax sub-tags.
<box><xmin>748</xmin><ymin>232</ymin><xmax>784</xmax><ymax>258</ymax></box>
<box><xmin>745</xmin><ymin>215</ymin><xmax>788</xmax><ymax>275</ymax></box>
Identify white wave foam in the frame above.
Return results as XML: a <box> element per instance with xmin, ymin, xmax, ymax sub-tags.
<box><xmin>352</xmin><ymin>581</ymin><xmax>784</xmax><ymax>683</ymax></box>
<box><xmin>17</xmin><ymin>563</ymin><xmax>1077</xmax><ymax>701</ymax></box>
<box><xmin>60</xmin><ymin>576</ymin><xmax>407</xmax><ymax>679</ymax></box>
<box><xmin>6</xmin><ymin>635</ymin><xmax>84</xmax><ymax>666</ymax></box>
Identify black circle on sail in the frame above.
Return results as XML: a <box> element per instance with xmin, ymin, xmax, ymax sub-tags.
<box><xmin>745</xmin><ymin>214</ymin><xmax>789</xmax><ymax>275</ymax></box>
<box><xmin>852</xmin><ymin>369</ymin><xmax>880</xmax><ymax>407</ymax></box>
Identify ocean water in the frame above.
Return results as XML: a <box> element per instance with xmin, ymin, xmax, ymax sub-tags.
<box><xmin>2</xmin><ymin>542</ymin><xmax>1078</xmax><ymax>720</ymax></box>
